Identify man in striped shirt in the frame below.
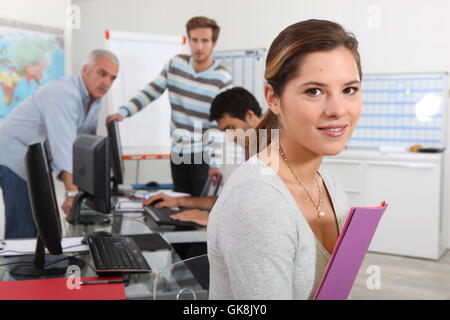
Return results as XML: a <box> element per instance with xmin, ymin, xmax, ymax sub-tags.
<box><xmin>107</xmin><ymin>16</ymin><xmax>232</xmax><ymax>196</ymax></box>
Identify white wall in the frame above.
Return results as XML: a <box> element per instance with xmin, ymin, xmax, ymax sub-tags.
<box><xmin>72</xmin><ymin>0</ymin><xmax>450</xmax><ymax>74</ymax></box>
<box><xmin>217</xmin><ymin>0</ymin><xmax>450</xmax><ymax>74</ymax></box>
<box><xmin>0</xmin><ymin>0</ymin><xmax>72</xmax><ymax>239</ymax></box>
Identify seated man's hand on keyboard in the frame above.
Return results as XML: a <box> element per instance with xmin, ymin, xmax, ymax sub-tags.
<box><xmin>144</xmin><ymin>193</ymin><xmax>179</xmax><ymax>208</ymax></box>
<box><xmin>170</xmin><ymin>209</ymin><xmax>209</xmax><ymax>227</ymax></box>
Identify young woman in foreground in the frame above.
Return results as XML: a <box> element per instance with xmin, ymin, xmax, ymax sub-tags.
<box><xmin>207</xmin><ymin>19</ymin><xmax>363</xmax><ymax>299</ymax></box>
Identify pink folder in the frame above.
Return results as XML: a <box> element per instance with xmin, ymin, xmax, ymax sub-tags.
<box><xmin>314</xmin><ymin>201</ymin><xmax>388</xmax><ymax>300</ymax></box>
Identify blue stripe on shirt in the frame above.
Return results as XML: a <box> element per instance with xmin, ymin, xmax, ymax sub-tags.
<box><xmin>167</xmin><ymin>78</ymin><xmax>218</xmax><ymax>99</ymax></box>
<box><xmin>172</xmin><ymin>114</ymin><xmax>210</xmax><ymax>128</ymax></box>
<box><xmin>152</xmin><ymin>76</ymin><xmax>167</xmax><ymax>90</ymax></box>
<box><xmin>171</xmin><ymin>96</ymin><xmax>210</xmax><ymax>114</ymax></box>
<box><xmin>170</xmin><ymin>59</ymin><xmax>192</xmax><ymax>74</ymax></box>
<box><xmin>142</xmin><ymin>85</ymin><xmax>160</xmax><ymax>100</ymax></box>
<box><xmin>171</xmin><ymin>59</ymin><xmax>231</xmax><ymax>83</ymax></box>
<box><xmin>134</xmin><ymin>94</ymin><xmax>150</xmax><ymax>108</ymax></box>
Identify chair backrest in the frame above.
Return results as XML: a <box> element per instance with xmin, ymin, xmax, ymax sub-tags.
<box><xmin>152</xmin><ymin>254</ymin><xmax>209</xmax><ymax>300</ymax></box>
<box><xmin>199</xmin><ymin>176</ymin><xmax>222</xmax><ymax>197</ymax></box>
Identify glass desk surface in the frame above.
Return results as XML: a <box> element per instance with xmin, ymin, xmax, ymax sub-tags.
<box><xmin>0</xmin><ymin>207</ymin><xmax>208</xmax><ymax>300</ymax></box>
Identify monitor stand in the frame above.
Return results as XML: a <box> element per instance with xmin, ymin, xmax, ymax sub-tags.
<box><xmin>111</xmin><ymin>179</ymin><xmax>128</xmax><ymax>197</ymax></box>
<box><xmin>9</xmin><ymin>236</ymin><xmax>85</xmax><ymax>278</ymax></box>
<box><xmin>66</xmin><ymin>192</ymin><xmax>111</xmax><ymax>225</ymax></box>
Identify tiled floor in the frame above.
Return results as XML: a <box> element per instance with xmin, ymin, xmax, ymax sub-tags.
<box><xmin>350</xmin><ymin>250</ymin><xmax>450</xmax><ymax>300</ymax></box>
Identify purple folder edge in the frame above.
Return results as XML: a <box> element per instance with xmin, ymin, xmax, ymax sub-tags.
<box><xmin>313</xmin><ymin>201</ymin><xmax>388</xmax><ymax>300</ymax></box>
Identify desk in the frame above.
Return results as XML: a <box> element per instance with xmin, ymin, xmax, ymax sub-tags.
<box><xmin>0</xmin><ymin>207</ymin><xmax>208</xmax><ymax>300</ymax></box>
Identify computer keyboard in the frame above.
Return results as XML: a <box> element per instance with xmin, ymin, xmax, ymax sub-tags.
<box><xmin>144</xmin><ymin>206</ymin><xmax>199</xmax><ymax>228</ymax></box>
<box><xmin>148</xmin><ymin>206</ymin><xmax>177</xmax><ymax>222</ymax></box>
<box><xmin>87</xmin><ymin>235</ymin><xmax>152</xmax><ymax>275</ymax></box>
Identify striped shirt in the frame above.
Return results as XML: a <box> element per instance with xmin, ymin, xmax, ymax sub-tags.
<box><xmin>117</xmin><ymin>54</ymin><xmax>233</xmax><ymax>167</ymax></box>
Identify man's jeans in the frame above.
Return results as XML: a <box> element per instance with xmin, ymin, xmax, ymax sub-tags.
<box><xmin>0</xmin><ymin>165</ymin><xmax>37</xmax><ymax>239</ymax></box>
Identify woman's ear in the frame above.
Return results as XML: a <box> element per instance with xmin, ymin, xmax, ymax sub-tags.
<box><xmin>264</xmin><ymin>84</ymin><xmax>281</xmax><ymax>115</ymax></box>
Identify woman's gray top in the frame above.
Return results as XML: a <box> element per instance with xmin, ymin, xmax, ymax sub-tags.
<box><xmin>207</xmin><ymin>155</ymin><xmax>349</xmax><ymax>299</ymax></box>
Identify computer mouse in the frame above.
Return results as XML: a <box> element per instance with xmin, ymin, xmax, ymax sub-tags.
<box><xmin>145</xmin><ymin>181</ymin><xmax>159</xmax><ymax>187</ymax></box>
<box><xmin>148</xmin><ymin>198</ymin><xmax>163</xmax><ymax>207</ymax></box>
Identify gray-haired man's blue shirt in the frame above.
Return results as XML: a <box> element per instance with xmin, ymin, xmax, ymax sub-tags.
<box><xmin>0</xmin><ymin>73</ymin><xmax>101</xmax><ymax>180</ymax></box>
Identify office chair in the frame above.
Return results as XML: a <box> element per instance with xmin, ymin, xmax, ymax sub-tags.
<box><xmin>152</xmin><ymin>254</ymin><xmax>209</xmax><ymax>300</ymax></box>
<box><xmin>199</xmin><ymin>175</ymin><xmax>222</xmax><ymax>197</ymax></box>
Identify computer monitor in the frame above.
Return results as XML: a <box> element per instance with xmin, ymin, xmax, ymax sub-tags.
<box><xmin>10</xmin><ymin>138</ymin><xmax>85</xmax><ymax>277</ymax></box>
<box><xmin>66</xmin><ymin>134</ymin><xmax>111</xmax><ymax>225</ymax></box>
<box><xmin>107</xmin><ymin>120</ymin><xmax>125</xmax><ymax>195</ymax></box>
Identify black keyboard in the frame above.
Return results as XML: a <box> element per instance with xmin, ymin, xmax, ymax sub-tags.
<box><xmin>148</xmin><ymin>206</ymin><xmax>176</xmax><ymax>222</ymax></box>
<box><xmin>87</xmin><ymin>236</ymin><xmax>152</xmax><ymax>276</ymax></box>
<box><xmin>144</xmin><ymin>206</ymin><xmax>199</xmax><ymax>228</ymax></box>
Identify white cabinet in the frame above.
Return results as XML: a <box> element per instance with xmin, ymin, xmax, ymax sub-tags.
<box><xmin>323</xmin><ymin>150</ymin><xmax>447</xmax><ymax>260</ymax></box>
<box><xmin>322</xmin><ymin>159</ymin><xmax>365</xmax><ymax>207</ymax></box>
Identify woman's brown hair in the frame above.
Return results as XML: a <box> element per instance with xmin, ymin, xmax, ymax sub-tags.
<box><xmin>254</xmin><ymin>19</ymin><xmax>362</xmax><ymax>153</ymax></box>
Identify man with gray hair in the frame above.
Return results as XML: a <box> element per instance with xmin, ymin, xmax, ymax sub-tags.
<box><xmin>0</xmin><ymin>49</ymin><xmax>118</xmax><ymax>238</ymax></box>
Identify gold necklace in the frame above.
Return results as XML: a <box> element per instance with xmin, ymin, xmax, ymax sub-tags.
<box><xmin>278</xmin><ymin>145</ymin><xmax>325</xmax><ymax>218</ymax></box>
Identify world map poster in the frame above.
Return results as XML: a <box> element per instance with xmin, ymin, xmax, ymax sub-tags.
<box><xmin>0</xmin><ymin>18</ymin><xmax>64</xmax><ymax>121</ymax></box>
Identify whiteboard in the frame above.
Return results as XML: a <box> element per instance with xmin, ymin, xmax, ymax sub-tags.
<box><xmin>212</xmin><ymin>49</ymin><xmax>267</xmax><ymax>164</ymax></box>
<box><xmin>105</xmin><ymin>30</ymin><xmax>188</xmax><ymax>154</ymax></box>
<box><xmin>349</xmin><ymin>72</ymin><xmax>448</xmax><ymax>149</ymax></box>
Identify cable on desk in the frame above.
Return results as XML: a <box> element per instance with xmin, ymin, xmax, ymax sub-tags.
<box><xmin>44</xmin><ymin>253</ymin><xmax>86</xmax><ymax>268</ymax></box>
<box><xmin>0</xmin><ymin>243</ymin><xmax>88</xmax><ymax>256</ymax></box>
<box><xmin>0</xmin><ymin>261</ymin><xmax>34</xmax><ymax>268</ymax></box>
<box><xmin>0</xmin><ymin>250</ymin><xmax>35</xmax><ymax>255</ymax></box>
<box><xmin>0</xmin><ymin>252</ymin><xmax>87</xmax><ymax>268</ymax></box>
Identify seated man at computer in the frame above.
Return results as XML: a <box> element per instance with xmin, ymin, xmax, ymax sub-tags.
<box><xmin>143</xmin><ymin>87</ymin><xmax>262</xmax><ymax>226</ymax></box>
<box><xmin>0</xmin><ymin>49</ymin><xmax>119</xmax><ymax>238</ymax></box>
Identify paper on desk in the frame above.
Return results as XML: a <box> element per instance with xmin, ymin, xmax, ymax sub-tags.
<box><xmin>133</xmin><ymin>190</ymin><xmax>191</xmax><ymax>199</ymax></box>
<box><xmin>0</xmin><ymin>237</ymin><xmax>88</xmax><ymax>256</ymax></box>
<box><xmin>115</xmin><ymin>199</ymin><xmax>145</xmax><ymax>212</ymax></box>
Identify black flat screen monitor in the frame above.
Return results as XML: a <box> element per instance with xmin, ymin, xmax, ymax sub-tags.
<box><xmin>67</xmin><ymin>134</ymin><xmax>111</xmax><ymax>225</ymax></box>
<box><xmin>107</xmin><ymin>120</ymin><xmax>125</xmax><ymax>195</ymax></box>
<box><xmin>9</xmin><ymin>138</ymin><xmax>84</xmax><ymax>277</ymax></box>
